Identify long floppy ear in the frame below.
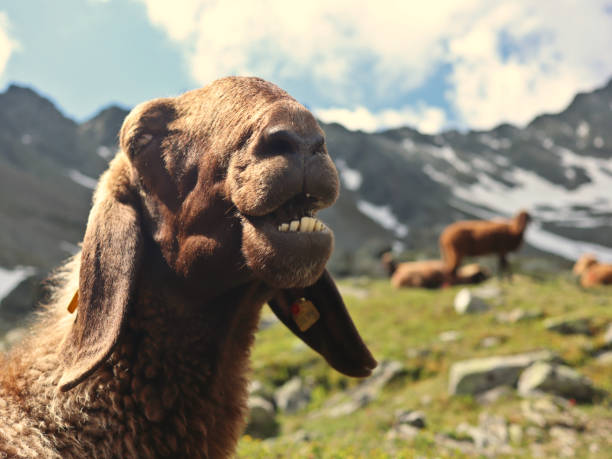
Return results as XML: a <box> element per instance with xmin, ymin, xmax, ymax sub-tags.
<box><xmin>58</xmin><ymin>155</ymin><xmax>142</xmax><ymax>391</ymax></box>
<box><xmin>268</xmin><ymin>270</ymin><xmax>377</xmax><ymax>377</ymax></box>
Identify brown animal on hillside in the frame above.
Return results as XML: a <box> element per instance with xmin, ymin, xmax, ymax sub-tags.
<box><xmin>573</xmin><ymin>254</ymin><xmax>612</xmax><ymax>287</ymax></box>
<box><xmin>0</xmin><ymin>77</ymin><xmax>376</xmax><ymax>458</ymax></box>
<box><xmin>381</xmin><ymin>253</ymin><xmax>489</xmax><ymax>289</ymax></box>
<box><xmin>439</xmin><ymin>210</ymin><xmax>531</xmax><ymax>278</ymax></box>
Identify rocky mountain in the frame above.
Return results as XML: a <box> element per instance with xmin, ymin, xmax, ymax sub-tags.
<box><xmin>1</xmin><ymin>80</ymin><xmax>612</xmax><ymax>329</ymax></box>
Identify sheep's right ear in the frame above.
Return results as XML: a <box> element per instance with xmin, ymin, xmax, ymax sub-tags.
<box><xmin>58</xmin><ymin>156</ymin><xmax>142</xmax><ymax>392</ymax></box>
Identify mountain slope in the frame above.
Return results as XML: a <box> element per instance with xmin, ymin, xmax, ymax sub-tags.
<box><xmin>1</xmin><ymin>79</ymin><xmax>612</xmax><ymax>328</ymax></box>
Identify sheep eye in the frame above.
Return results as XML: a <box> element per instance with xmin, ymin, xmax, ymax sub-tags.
<box><xmin>130</xmin><ymin>133</ymin><xmax>153</xmax><ymax>156</ymax></box>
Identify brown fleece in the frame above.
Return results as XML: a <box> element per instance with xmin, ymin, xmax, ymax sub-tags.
<box><xmin>573</xmin><ymin>254</ymin><xmax>612</xmax><ymax>287</ymax></box>
<box><xmin>0</xmin><ymin>77</ymin><xmax>375</xmax><ymax>458</ymax></box>
<box><xmin>439</xmin><ymin>210</ymin><xmax>531</xmax><ymax>277</ymax></box>
<box><xmin>381</xmin><ymin>253</ymin><xmax>488</xmax><ymax>289</ymax></box>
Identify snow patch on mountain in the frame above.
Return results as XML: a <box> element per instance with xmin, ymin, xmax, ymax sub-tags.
<box><xmin>452</xmin><ymin>147</ymin><xmax>612</xmax><ymax>228</ymax></box>
<box><xmin>0</xmin><ymin>266</ymin><xmax>36</xmax><ymax>302</ymax></box>
<box><xmin>356</xmin><ymin>200</ymin><xmax>408</xmax><ymax>238</ymax></box>
<box><xmin>68</xmin><ymin>169</ymin><xmax>98</xmax><ymax>190</ymax></box>
<box><xmin>335</xmin><ymin>159</ymin><xmax>363</xmax><ymax>191</ymax></box>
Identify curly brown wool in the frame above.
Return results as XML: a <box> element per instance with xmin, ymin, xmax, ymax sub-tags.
<box><xmin>0</xmin><ymin>77</ymin><xmax>376</xmax><ymax>458</ymax></box>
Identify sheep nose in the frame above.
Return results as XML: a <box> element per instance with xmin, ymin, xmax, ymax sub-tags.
<box><xmin>262</xmin><ymin>126</ymin><xmax>325</xmax><ymax>157</ymax></box>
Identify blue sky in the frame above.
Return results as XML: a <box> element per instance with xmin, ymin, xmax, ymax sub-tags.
<box><xmin>1</xmin><ymin>0</ymin><xmax>611</xmax><ymax>133</ymax></box>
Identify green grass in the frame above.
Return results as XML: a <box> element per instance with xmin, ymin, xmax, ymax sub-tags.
<box><xmin>237</xmin><ymin>275</ymin><xmax>612</xmax><ymax>458</ymax></box>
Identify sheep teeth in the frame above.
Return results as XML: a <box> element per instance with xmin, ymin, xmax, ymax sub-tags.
<box><xmin>300</xmin><ymin>216</ymin><xmax>315</xmax><ymax>232</ymax></box>
<box><xmin>278</xmin><ymin>218</ymin><xmax>327</xmax><ymax>233</ymax></box>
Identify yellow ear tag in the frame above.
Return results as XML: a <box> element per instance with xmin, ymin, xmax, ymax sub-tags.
<box><xmin>291</xmin><ymin>298</ymin><xmax>320</xmax><ymax>332</ymax></box>
<box><xmin>67</xmin><ymin>290</ymin><xmax>79</xmax><ymax>314</ymax></box>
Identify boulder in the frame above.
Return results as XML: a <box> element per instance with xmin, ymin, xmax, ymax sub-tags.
<box><xmin>518</xmin><ymin>362</ymin><xmax>599</xmax><ymax>402</ymax></box>
<box><xmin>395</xmin><ymin>410</ymin><xmax>427</xmax><ymax>429</ymax></box>
<box><xmin>244</xmin><ymin>396</ymin><xmax>279</xmax><ymax>439</ymax></box>
<box><xmin>602</xmin><ymin>323</ymin><xmax>612</xmax><ymax>347</ymax></box>
<box><xmin>448</xmin><ymin>350</ymin><xmax>559</xmax><ymax>395</ymax></box>
<box><xmin>544</xmin><ymin>317</ymin><xmax>592</xmax><ymax>336</ymax></box>
<box><xmin>496</xmin><ymin>308</ymin><xmax>543</xmax><ymax>324</ymax></box>
<box><xmin>275</xmin><ymin>377</ymin><xmax>311</xmax><ymax>413</ymax></box>
<box><xmin>454</xmin><ymin>288</ymin><xmax>490</xmax><ymax>314</ymax></box>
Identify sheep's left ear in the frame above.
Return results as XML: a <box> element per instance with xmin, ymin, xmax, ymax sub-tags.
<box><xmin>268</xmin><ymin>270</ymin><xmax>377</xmax><ymax>377</ymax></box>
<box><xmin>58</xmin><ymin>156</ymin><xmax>142</xmax><ymax>391</ymax></box>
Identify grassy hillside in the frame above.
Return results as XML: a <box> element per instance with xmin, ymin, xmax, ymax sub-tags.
<box><xmin>238</xmin><ymin>274</ymin><xmax>612</xmax><ymax>458</ymax></box>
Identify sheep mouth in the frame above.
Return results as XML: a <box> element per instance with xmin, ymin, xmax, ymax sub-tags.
<box><xmin>242</xmin><ymin>193</ymin><xmax>332</xmax><ymax>237</ymax></box>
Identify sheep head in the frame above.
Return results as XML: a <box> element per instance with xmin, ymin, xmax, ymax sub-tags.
<box><xmin>58</xmin><ymin>77</ymin><xmax>376</xmax><ymax>391</ymax></box>
<box><xmin>120</xmin><ymin>76</ymin><xmax>338</xmax><ymax>289</ymax></box>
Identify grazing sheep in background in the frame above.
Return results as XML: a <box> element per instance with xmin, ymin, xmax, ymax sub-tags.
<box><xmin>381</xmin><ymin>253</ymin><xmax>447</xmax><ymax>289</ymax></box>
<box><xmin>439</xmin><ymin>210</ymin><xmax>531</xmax><ymax>278</ymax></box>
<box><xmin>573</xmin><ymin>254</ymin><xmax>612</xmax><ymax>287</ymax></box>
<box><xmin>381</xmin><ymin>253</ymin><xmax>489</xmax><ymax>289</ymax></box>
<box><xmin>0</xmin><ymin>77</ymin><xmax>376</xmax><ymax>458</ymax></box>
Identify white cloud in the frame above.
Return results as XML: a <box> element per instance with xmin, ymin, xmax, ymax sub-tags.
<box><xmin>137</xmin><ymin>0</ymin><xmax>472</xmax><ymax>102</ymax></box>
<box><xmin>446</xmin><ymin>1</ymin><xmax>612</xmax><ymax>129</ymax></box>
<box><xmin>137</xmin><ymin>0</ymin><xmax>612</xmax><ymax>131</ymax></box>
<box><xmin>0</xmin><ymin>12</ymin><xmax>17</xmax><ymax>76</ymax></box>
<box><xmin>315</xmin><ymin>103</ymin><xmax>447</xmax><ymax>133</ymax></box>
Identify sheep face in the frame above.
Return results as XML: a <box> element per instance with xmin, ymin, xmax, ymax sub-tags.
<box><xmin>120</xmin><ymin>77</ymin><xmax>338</xmax><ymax>290</ymax></box>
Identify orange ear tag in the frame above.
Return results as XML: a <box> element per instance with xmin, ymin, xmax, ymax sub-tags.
<box><xmin>67</xmin><ymin>290</ymin><xmax>79</xmax><ymax>314</ymax></box>
<box><xmin>291</xmin><ymin>298</ymin><xmax>320</xmax><ymax>332</ymax></box>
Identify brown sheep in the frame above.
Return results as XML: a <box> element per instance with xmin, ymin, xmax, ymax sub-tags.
<box><xmin>0</xmin><ymin>77</ymin><xmax>376</xmax><ymax>458</ymax></box>
<box><xmin>439</xmin><ymin>210</ymin><xmax>531</xmax><ymax>278</ymax></box>
<box><xmin>381</xmin><ymin>253</ymin><xmax>489</xmax><ymax>289</ymax></box>
<box><xmin>573</xmin><ymin>254</ymin><xmax>612</xmax><ymax>287</ymax></box>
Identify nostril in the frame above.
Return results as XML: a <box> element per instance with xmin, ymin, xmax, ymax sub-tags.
<box><xmin>262</xmin><ymin>128</ymin><xmax>299</xmax><ymax>156</ymax></box>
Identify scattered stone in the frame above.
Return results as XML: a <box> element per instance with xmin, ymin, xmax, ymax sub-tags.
<box><xmin>275</xmin><ymin>377</ymin><xmax>311</xmax><ymax>413</ymax></box>
<box><xmin>406</xmin><ymin>347</ymin><xmax>432</xmax><ymax>359</ymax></box>
<box><xmin>248</xmin><ymin>380</ymin><xmax>275</xmax><ymax>405</ymax></box>
<box><xmin>454</xmin><ymin>412</ymin><xmax>512</xmax><ymax>454</ymax></box>
<box><xmin>473</xmin><ymin>284</ymin><xmax>503</xmax><ymax>300</ymax></box>
<box><xmin>448</xmin><ymin>350</ymin><xmax>559</xmax><ymax>395</ymax></box>
<box><xmin>602</xmin><ymin>323</ymin><xmax>612</xmax><ymax>347</ymax></box>
<box><xmin>337</xmin><ymin>284</ymin><xmax>370</xmax><ymax>300</ymax></box>
<box><xmin>386</xmin><ymin>424</ymin><xmax>420</xmax><ymax>441</ymax></box>
<box><xmin>508</xmin><ymin>424</ymin><xmax>523</xmax><ymax>445</ymax></box>
<box><xmin>258</xmin><ymin>315</ymin><xmax>279</xmax><ymax>331</ymax></box>
<box><xmin>434</xmin><ymin>433</ymin><xmax>480</xmax><ymax>456</ymax></box>
<box><xmin>595</xmin><ymin>351</ymin><xmax>612</xmax><ymax>365</ymax></box>
<box><xmin>479</xmin><ymin>336</ymin><xmax>504</xmax><ymax>349</ymax></box>
<box><xmin>525</xmin><ymin>426</ymin><xmax>545</xmax><ymax>442</ymax></box>
<box><xmin>454</xmin><ymin>288</ymin><xmax>490</xmax><ymax>314</ymax></box>
<box><xmin>518</xmin><ymin>362</ymin><xmax>599</xmax><ymax>402</ymax></box>
<box><xmin>395</xmin><ymin>410</ymin><xmax>427</xmax><ymax>429</ymax></box>
<box><xmin>521</xmin><ymin>396</ymin><xmax>585</xmax><ymax>430</ymax></box>
<box><xmin>549</xmin><ymin>426</ymin><xmax>578</xmax><ymax>457</ymax></box>
<box><xmin>244</xmin><ymin>396</ymin><xmax>279</xmax><ymax>439</ymax></box>
<box><xmin>544</xmin><ymin>317</ymin><xmax>592</xmax><ymax>336</ymax></box>
<box><xmin>327</xmin><ymin>392</ymin><xmax>372</xmax><ymax>418</ymax></box>
<box><xmin>360</xmin><ymin>360</ymin><xmax>407</xmax><ymax>393</ymax></box>
<box><xmin>475</xmin><ymin>385</ymin><xmax>513</xmax><ymax>405</ymax></box>
<box><xmin>496</xmin><ymin>308</ymin><xmax>544</xmax><ymax>324</ymax></box>
<box><xmin>327</xmin><ymin>360</ymin><xmax>406</xmax><ymax>417</ymax></box>
<box><xmin>439</xmin><ymin>330</ymin><xmax>462</xmax><ymax>343</ymax></box>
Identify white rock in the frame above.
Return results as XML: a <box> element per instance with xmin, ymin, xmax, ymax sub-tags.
<box><xmin>448</xmin><ymin>350</ymin><xmax>559</xmax><ymax>395</ymax></box>
<box><xmin>518</xmin><ymin>362</ymin><xmax>598</xmax><ymax>401</ymax></box>
<box><xmin>454</xmin><ymin>288</ymin><xmax>490</xmax><ymax>314</ymax></box>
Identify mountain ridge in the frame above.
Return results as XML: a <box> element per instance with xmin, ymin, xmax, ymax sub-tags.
<box><xmin>1</xmin><ymin>79</ymin><xmax>611</xmax><ymax>329</ymax></box>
